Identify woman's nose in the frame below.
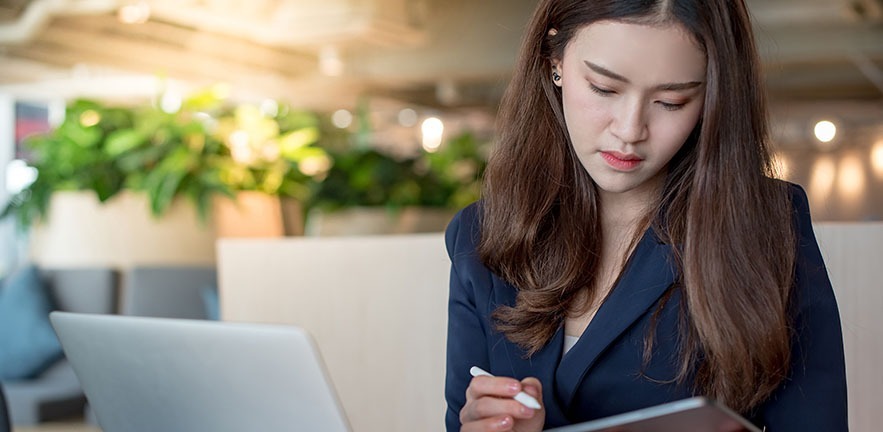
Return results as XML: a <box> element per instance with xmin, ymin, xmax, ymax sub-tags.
<box><xmin>610</xmin><ymin>99</ymin><xmax>649</xmax><ymax>144</ymax></box>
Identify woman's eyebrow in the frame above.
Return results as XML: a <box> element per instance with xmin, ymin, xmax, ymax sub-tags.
<box><xmin>584</xmin><ymin>60</ymin><xmax>704</xmax><ymax>91</ymax></box>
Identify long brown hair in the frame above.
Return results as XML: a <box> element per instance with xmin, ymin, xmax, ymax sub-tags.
<box><xmin>479</xmin><ymin>0</ymin><xmax>796</xmax><ymax>413</ymax></box>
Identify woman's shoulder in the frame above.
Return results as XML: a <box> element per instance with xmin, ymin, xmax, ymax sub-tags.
<box><xmin>771</xmin><ymin>180</ymin><xmax>813</xmax><ymax>235</ymax></box>
<box><xmin>780</xmin><ymin>180</ymin><xmax>809</xmax><ymax>212</ymax></box>
<box><xmin>444</xmin><ymin>202</ymin><xmax>508</xmax><ymax>301</ymax></box>
<box><xmin>764</xmin><ymin>179</ymin><xmax>811</xmax><ymax>226</ymax></box>
<box><xmin>445</xmin><ymin>201</ymin><xmax>482</xmax><ymax>260</ymax></box>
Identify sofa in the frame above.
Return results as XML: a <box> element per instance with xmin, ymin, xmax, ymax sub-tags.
<box><xmin>1</xmin><ymin>383</ymin><xmax>11</xmax><ymax>432</ymax></box>
<box><xmin>1</xmin><ymin>264</ymin><xmax>218</xmax><ymax>426</ymax></box>
<box><xmin>122</xmin><ymin>265</ymin><xmax>218</xmax><ymax>320</ymax></box>
<box><xmin>1</xmin><ymin>267</ymin><xmax>118</xmax><ymax>426</ymax></box>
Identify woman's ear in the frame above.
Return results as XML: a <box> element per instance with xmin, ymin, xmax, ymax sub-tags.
<box><xmin>551</xmin><ymin>60</ymin><xmax>563</xmax><ymax>87</ymax></box>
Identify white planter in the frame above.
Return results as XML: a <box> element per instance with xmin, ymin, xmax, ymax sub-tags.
<box><xmin>28</xmin><ymin>191</ymin><xmax>216</xmax><ymax>267</ymax></box>
<box><xmin>305</xmin><ymin>207</ymin><xmax>456</xmax><ymax>236</ymax></box>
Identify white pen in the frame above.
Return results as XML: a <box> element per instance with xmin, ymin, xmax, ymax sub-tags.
<box><xmin>469</xmin><ymin>366</ymin><xmax>542</xmax><ymax>410</ymax></box>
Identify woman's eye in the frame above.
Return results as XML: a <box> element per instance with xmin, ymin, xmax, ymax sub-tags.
<box><xmin>657</xmin><ymin>101</ymin><xmax>686</xmax><ymax>111</ymax></box>
<box><xmin>589</xmin><ymin>84</ymin><xmax>615</xmax><ymax>96</ymax></box>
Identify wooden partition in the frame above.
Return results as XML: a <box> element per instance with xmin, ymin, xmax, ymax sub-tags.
<box><xmin>815</xmin><ymin>222</ymin><xmax>883</xmax><ymax>432</ymax></box>
<box><xmin>217</xmin><ymin>234</ymin><xmax>450</xmax><ymax>432</ymax></box>
<box><xmin>218</xmin><ymin>224</ymin><xmax>881</xmax><ymax>431</ymax></box>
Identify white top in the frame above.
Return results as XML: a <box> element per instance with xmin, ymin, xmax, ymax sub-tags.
<box><xmin>564</xmin><ymin>335</ymin><xmax>580</xmax><ymax>355</ymax></box>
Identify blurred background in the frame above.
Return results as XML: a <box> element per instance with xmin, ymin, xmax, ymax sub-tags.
<box><xmin>0</xmin><ymin>1</ymin><xmax>881</xmax><ymax>431</ymax></box>
<box><xmin>0</xmin><ymin>0</ymin><xmax>881</xmax><ymax>271</ymax></box>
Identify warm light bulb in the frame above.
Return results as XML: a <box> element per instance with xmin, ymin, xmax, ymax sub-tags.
<box><xmin>814</xmin><ymin>120</ymin><xmax>837</xmax><ymax>144</ymax></box>
<box><xmin>422</xmin><ymin>117</ymin><xmax>444</xmax><ymax>152</ymax></box>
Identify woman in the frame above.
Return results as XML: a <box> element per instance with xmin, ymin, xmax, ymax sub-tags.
<box><xmin>444</xmin><ymin>0</ymin><xmax>848</xmax><ymax>431</ymax></box>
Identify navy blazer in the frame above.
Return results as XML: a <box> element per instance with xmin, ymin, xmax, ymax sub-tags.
<box><xmin>444</xmin><ymin>184</ymin><xmax>848</xmax><ymax>431</ymax></box>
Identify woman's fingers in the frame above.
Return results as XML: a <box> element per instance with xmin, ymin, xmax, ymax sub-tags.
<box><xmin>460</xmin><ymin>415</ymin><xmax>515</xmax><ymax>432</ymax></box>
<box><xmin>465</xmin><ymin>375</ymin><xmax>523</xmax><ymax>400</ymax></box>
<box><xmin>460</xmin><ymin>395</ymin><xmax>536</xmax><ymax>424</ymax></box>
<box><xmin>519</xmin><ymin>377</ymin><xmax>543</xmax><ymax>403</ymax></box>
<box><xmin>460</xmin><ymin>375</ymin><xmax>545</xmax><ymax>432</ymax></box>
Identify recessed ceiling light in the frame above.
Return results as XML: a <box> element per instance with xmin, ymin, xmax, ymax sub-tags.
<box><xmin>118</xmin><ymin>2</ymin><xmax>151</xmax><ymax>24</ymax></box>
<box><xmin>814</xmin><ymin>120</ymin><xmax>837</xmax><ymax>144</ymax></box>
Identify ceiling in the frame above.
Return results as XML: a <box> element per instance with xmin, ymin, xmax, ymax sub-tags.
<box><xmin>0</xmin><ymin>0</ymin><xmax>882</xmax><ymax>138</ymax></box>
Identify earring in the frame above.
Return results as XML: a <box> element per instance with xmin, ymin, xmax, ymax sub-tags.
<box><xmin>552</xmin><ymin>71</ymin><xmax>561</xmax><ymax>82</ymax></box>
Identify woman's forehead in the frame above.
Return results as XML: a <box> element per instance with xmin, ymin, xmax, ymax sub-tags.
<box><xmin>563</xmin><ymin>21</ymin><xmax>707</xmax><ymax>83</ymax></box>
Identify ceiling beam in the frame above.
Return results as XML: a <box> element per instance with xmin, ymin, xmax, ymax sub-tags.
<box><xmin>18</xmin><ymin>23</ymin><xmax>308</xmax><ymax>86</ymax></box>
<box><xmin>756</xmin><ymin>24</ymin><xmax>883</xmax><ymax>65</ymax></box>
<box><xmin>0</xmin><ymin>0</ymin><xmax>118</xmax><ymax>43</ymax></box>
<box><xmin>50</xmin><ymin>15</ymin><xmax>317</xmax><ymax>75</ymax></box>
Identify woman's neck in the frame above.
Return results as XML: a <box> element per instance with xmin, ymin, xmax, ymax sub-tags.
<box><xmin>597</xmin><ymin>178</ymin><xmax>662</xmax><ymax>236</ymax></box>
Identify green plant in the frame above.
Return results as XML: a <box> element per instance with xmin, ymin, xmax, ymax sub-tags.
<box><xmin>2</xmin><ymin>89</ymin><xmax>329</xmax><ymax>228</ymax></box>
<box><xmin>422</xmin><ymin>132</ymin><xmax>487</xmax><ymax>209</ymax></box>
<box><xmin>305</xmin><ymin>131</ymin><xmax>488</xmax><ymax>213</ymax></box>
<box><xmin>1</xmin><ymin>99</ymin><xmax>134</xmax><ymax>227</ymax></box>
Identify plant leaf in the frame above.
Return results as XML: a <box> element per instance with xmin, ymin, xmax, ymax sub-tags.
<box><xmin>104</xmin><ymin>129</ymin><xmax>146</xmax><ymax>157</ymax></box>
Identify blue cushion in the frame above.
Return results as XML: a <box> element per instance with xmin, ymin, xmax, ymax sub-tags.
<box><xmin>0</xmin><ymin>266</ymin><xmax>63</xmax><ymax>380</ymax></box>
<box><xmin>201</xmin><ymin>285</ymin><xmax>220</xmax><ymax>321</ymax></box>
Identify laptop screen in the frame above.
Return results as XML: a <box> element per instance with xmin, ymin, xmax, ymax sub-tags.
<box><xmin>50</xmin><ymin>312</ymin><xmax>351</xmax><ymax>432</ymax></box>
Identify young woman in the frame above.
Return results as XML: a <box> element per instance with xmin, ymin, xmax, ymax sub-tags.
<box><xmin>444</xmin><ymin>0</ymin><xmax>848</xmax><ymax>431</ymax></box>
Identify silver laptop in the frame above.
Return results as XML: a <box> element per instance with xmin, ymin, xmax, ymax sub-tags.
<box><xmin>49</xmin><ymin>311</ymin><xmax>351</xmax><ymax>432</ymax></box>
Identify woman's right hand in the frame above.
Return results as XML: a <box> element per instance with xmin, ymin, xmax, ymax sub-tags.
<box><xmin>459</xmin><ymin>375</ymin><xmax>545</xmax><ymax>432</ymax></box>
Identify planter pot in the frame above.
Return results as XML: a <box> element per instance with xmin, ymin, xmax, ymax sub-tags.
<box><xmin>212</xmin><ymin>192</ymin><xmax>303</xmax><ymax>238</ymax></box>
<box><xmin>28</xmin><ymin>191</ymin><xmax>216</xmax><ymax>267</ymax></box>
<box><xmin>304</xmin><ymin>207</ymin><xmax>456</xmax><ymax>236</ymax></box>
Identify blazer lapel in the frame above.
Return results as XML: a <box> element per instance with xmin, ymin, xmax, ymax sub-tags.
<box><xmin>554</xmin><ymin>228</ymin><xmax>677</xmax><ymax>411</ymax></box>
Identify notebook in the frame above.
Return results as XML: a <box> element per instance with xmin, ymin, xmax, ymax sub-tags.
<box><xmin>49</xmin><ymin>311</ymin><xmax>351</xmax><ymax>432</ymax></box>
<box><xmin>544</xmin><ymin>396</ymin><xmax>761</xmax><ymax>432</ymax></box>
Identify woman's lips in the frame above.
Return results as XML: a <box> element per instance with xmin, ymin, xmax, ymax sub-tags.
<box><xmin>600</xmin><ymin>151</ymin><xmax>643</xmax><ymax>171</ymax></box>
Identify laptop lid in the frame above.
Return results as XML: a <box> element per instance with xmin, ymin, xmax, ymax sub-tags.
<box><xmin>49</xmin><ymin>311</ymin><xmax>351</xmax><ymax>432</ymax></box>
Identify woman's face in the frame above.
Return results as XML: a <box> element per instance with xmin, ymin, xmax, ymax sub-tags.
<box><xmin>553</xmin><ymin>20</ymin><xmax>706</xmax><ymax>201</ymax></box>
